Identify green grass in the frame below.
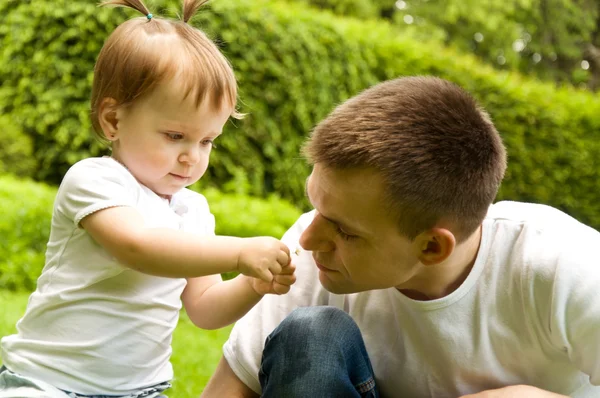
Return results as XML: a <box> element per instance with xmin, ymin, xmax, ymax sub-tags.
<box><xmin>0</xmin><ymin>290</ymin><xmax>231</xmax><ymax>397</ymax></box>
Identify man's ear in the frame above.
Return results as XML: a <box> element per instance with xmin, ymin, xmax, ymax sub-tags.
<box><xmin>98</xmin><ymin>98</ymin><xmax>120</xmax><ymax>141</ymax></box>
<box><xmin>415</xmin><ymin>228</ymin><xmax>456</xmax><ymax>266</ymax></box>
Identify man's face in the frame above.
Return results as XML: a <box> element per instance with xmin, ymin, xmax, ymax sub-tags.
<box><xmin>299</xmin><ymin>164</ymin><xmax>422</xmax><ymax>294</ymax></box>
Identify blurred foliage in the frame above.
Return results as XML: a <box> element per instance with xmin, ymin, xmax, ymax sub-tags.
<box><xmin>392</xmin><ymin>0</ymin><xmax>600</xmax><ymax>89</ymax></box>
<box><xmin>0</xmin><ymin>175</ymin><xmax>55</xmax><ymax>291</ymax></box>
<box><xmin>204</xmin><ymin>188</ymin><xmax>301</xmax><ymax>238</ymax></box>
<box><xmin>0</xmin><ymin>0</ymin><xmax>599</xmax><ymax>231</ymax></box>
<box><xmin>300</xmin><ymin>0</ymin><xmax>600</xmax><ymax>89</ymax></box>
<box><xmin>0</xmin><ymin>115</ymin><xmax>37</xmax><ymax>177</ymax></box>
<box><xmin>0</xmin><ymin>175</ymin><xmax>301</xmax><ymax>291</ymax></box>
<box><xmin>0</xmin><ymin>1</ymin><xmax>109</xmax><ymax>183</ymax></box>
<box><xmin>291</xmin><ymin>0</ymin><xmax>395</xmax><ymax>19</ymax></box>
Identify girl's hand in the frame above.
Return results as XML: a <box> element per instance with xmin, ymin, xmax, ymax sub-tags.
<box><xmin>236</xmin><ymin>237</ymin><xmax>291</xmax><ymax>282</ymax></box>
<box><xmin>246</xmin><ymin>261</ymin><xmax>297</xmax><ymax>296</ymax></box>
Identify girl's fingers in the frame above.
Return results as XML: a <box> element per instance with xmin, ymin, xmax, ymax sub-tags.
<box><xmin>277</xmin><ymin>250</ymin><xmax>290</xmax><ymax>266</ymax></box>
<box><xmin>274</xmin><ymin>273</ymin><xmax>296</xmax><ymax>286</ymax></box>
<box><xmin>279</xmin><ymin>262</ymin><xmax>296</xmax><ymax>275</ymax></box>
<box><xmin>272</xmin><ymin>283</ymin><xmax>292</xmax><ymax>295</ymax></box>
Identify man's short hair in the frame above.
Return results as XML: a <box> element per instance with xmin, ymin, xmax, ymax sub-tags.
<box><xmin>303</xmin><ymin>76</ymin><xmax>507</xmax><ymax>242</ymax></box>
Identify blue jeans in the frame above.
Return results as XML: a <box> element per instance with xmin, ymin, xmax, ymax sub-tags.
<box><xmin>259</xmin><ymin>306</ymin><xmax>379</xmax><ymax>398</ymax></box>
<box><xmin>0</xmin><ymin>366</ymin><xmax>169</xmax><ymax>398</ymax></box>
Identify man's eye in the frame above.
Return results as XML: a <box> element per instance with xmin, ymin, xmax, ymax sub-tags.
<box><xmin>165</xmin><ymin>132</ymin><xmax>184</xmax><ymax>140</ymax></box>
<box><xmin>336</xmin><ymin>226</ymin><xmax>357</xmax><ymax>241</ymax></box>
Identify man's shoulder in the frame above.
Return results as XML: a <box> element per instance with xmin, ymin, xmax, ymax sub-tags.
<box><xmin>486</xmin><ymin>201</ymin><xmax>599</xmax><ymax>284</ymax></box>
<box><xmin>487</xmin><ymin>201</ymin><xmax>596</xmax><ymax>236</ymax></box>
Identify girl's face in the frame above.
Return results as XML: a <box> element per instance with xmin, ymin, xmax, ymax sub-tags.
<box><xmin>103</xmin><ymin>81</ymin><xmax>231</xmax><ymax>198</ymax></box>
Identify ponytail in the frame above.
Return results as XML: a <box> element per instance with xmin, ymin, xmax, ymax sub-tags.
<box><xmin>100</xmin><ymin>0</ymin><xmax>152</xmax><ymax>19</ymax></box>
<box><xmin>182</xmin><ymin>0</ymin><xmax>209</xmax><ymax>23</ymax></box>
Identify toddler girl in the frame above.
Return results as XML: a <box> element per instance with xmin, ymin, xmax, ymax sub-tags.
<box><xmin>0</xmin><ymin>1</ymin><xmax>295</xmax><ymax>396</ymax></box>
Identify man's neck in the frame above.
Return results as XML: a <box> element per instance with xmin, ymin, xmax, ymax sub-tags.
<box><xmin>400</xmin><ymin>225</ymin><xmax>483</xmax><ymax>301</ymax></box>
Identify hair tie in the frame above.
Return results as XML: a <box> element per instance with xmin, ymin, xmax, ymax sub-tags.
<box><xmin>147</xmin><ymin>13</ymin><xmax>153</xmax><ymax>20</ymax></box>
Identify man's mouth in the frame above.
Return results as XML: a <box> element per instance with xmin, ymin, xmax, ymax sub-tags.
<box><xmin>315</xmin><ymin>260</ymin><xmax>335</xmax><ymax>272</ymax></box>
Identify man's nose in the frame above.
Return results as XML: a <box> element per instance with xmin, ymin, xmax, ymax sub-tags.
<box><xmin>299</xmin><ymin>212</ymin><xmax>335</xmax><ymax>252</ymax></box>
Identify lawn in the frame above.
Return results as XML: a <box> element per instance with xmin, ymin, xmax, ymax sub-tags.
<box><xmin>0</xmin><ymin>290</ymin><xmax>232</xmax><ymax>397</ymax></box>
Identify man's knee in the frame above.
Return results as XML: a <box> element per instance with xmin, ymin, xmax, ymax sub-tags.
<box><xmin>276</xmin><ymin>306</ymin><xmax>358</xmax><ymax>340</ymax></box>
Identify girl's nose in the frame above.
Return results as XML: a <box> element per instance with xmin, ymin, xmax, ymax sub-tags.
<box><xmin>179</xmin><ymin>146</ymin><xmax>201</xmax><ymax>165</ymax></box>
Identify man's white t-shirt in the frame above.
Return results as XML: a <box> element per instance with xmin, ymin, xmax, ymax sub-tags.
<box><xmin>224</xmin><ymin>201</ymin><xmax>600</xmax><ymax>397</ymax></box>
<box><xmin>1</xmin><ymin>157</ymin><xmax>215</xmax><ymax>395</ymax></box>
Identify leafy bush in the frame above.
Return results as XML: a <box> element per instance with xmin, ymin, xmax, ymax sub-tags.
<box><xmin>204</xmin><ymin>188</ymin><xmax>302</xmax><ymax>238</ymax></box>
<box><xmin>0</xmin><ymin>175</ymin><xmax>55</xmax><ymax>291</ymax></box>
<box><xmin>0</xmin><ymin>176</ymin><xmax>301</xmax><ymax>291</ymax></box>
<box><xmin>289</xmin><ymin>0</ymin><xmax>394</xmax><ymax>19</ymax></box>
<box><xmin>1</xmin><ymin>0</ymin><xmax>599</xmax><ymax>229</ymax></box>
<box><xmin>0</xmin><ymin>115</ymin><xmax>37</xmax><ymax>177</ymax></box>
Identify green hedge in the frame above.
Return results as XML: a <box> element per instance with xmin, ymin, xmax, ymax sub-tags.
<box><xmin>0</xmin><ymin>115</ymin><xmax>37</xmax><ymax>177</ymax></box>
<box><xmin>289</xmin><ymin>0</ymin><xmax>395</xmax><ymax>19</ymax></box>
<box><xmin>0</xmin><ymin>175</ymin><xmax>301</xmax><ymax>292</ymax></box>
<box><xmin>0</xmin><ymin>175</ymin><xmax>55</xmax><ymax>292</ymax></box>
<box><xmin>1</xmin><ymin>0</ymin><xmax>599</xmax><ymax>229</ymax></box>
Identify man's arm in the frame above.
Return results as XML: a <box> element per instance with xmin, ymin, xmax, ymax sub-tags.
<box><xmin>201</xmin><ymin>357</ymin><xmax>259</xmax><ymax>398</ymax></box>
<box><xmin>460</xmin><ymin>385</ymin><xmax>568</xmax><ymax>397</ymax></box>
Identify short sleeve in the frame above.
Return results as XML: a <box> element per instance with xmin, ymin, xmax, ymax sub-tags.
<box><xmin>55</xmin><ymin>158</ymin><xmax>137</xmax><ymax>227</ymax></box>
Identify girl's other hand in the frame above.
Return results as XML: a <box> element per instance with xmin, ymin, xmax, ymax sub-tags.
<box><xmin>236</xmin><ymin>237</ymin><xmax>291</xmax><ymax>283</ymax></box>
<box><xmin>246</xmin><ymin>261</ymin><xmax>297</xmax><ymax>296</ymax></box>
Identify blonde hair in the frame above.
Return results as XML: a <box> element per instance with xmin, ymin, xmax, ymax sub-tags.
<box><xmin>90</xmin><ymin>0</ymin><xmax>241</xmax><ymax>141</ymax></box>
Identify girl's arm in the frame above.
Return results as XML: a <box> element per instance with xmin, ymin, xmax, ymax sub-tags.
<box><xmin>80</xmin><ymin>206</ymin><xmax>290</xmax><ymax>282</ymax></box>
<box><xmin>181</xmin><ymin>262</ymin><xmax>296</xmax><ymax>330</ymax></box>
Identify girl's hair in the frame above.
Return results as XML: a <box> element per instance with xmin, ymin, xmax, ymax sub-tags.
<box><xmin>90</xmin><ymin>0</ymin><xmax>241</xmax><ymax>141</ymax></box>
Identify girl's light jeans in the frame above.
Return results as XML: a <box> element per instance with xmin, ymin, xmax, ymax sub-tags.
<box><xmin>0</xmin><ymin>366</ymin><xmax>169</xmax><ymax>398</ymax></box>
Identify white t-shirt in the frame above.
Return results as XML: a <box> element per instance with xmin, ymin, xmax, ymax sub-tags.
<box><xmin>224</xmin><ymin>201</ymin><xmax>600</xmax><ymax>397</ymax></box>
<box><xmin>1</xmin><ymin>157</ymin><xmax>215</xmax><ymax>395</ymax></box>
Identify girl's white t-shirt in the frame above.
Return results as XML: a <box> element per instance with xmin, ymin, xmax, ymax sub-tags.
<box><xmin>224</xmin><ymin>202</ymin><xmax>600</xmax><ymax>397</ymax></box>
<box><xmin>1</xmin><ymin>157</ymin><xmax>215</xmax><ymax>395</ymax></box>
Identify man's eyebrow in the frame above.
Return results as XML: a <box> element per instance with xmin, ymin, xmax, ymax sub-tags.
<box><xmin>325</xmin><ymin>215</ymin><xmax>362</xmax><ymax>235</ymax></box>
<box><xmin>304</xmin><ymin>178</ymin><xmax>363</xmax><ymax>235</ymax></box>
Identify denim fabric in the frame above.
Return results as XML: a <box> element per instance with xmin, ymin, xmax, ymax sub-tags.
<box><xmin>62</xmin><ymin>382</ymin><xmax>170</xmax><ymax>398</ymax></box>
<box><xmin>259</xmin><ymin>306</ymin><xmax>379</xmax><ymax>398</ymax></box>
<box><xmin>0</xmin><ymin>367</ymin><xmax>169</xmax><ymax>398</ymax></box>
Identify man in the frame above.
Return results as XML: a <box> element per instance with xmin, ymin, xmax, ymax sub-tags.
<box><xmin>201</xmin><ymin>76</ymin><xmax>600</xmax><ymax>397</ymax></box>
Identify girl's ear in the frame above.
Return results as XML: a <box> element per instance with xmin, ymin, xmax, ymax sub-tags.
<box><xmin>98</xmin><ymin>98</ymin><xmax>120</xmax><ymax>141</ymax></box>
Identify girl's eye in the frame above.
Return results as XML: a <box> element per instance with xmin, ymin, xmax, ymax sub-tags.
<box><xmin>166</xmin><ymin>132</ymin><xmax>184</xmax><ymax>140</ymax></box>
<box><xmin>201</xmin><ymin>139</ymin><xmax>216</xmax><ymax>149</ymax></box>
<box><xmin>336</xmin><ymin>226</ymin><xmax>357</xmax><ymax>241</ymax></box>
